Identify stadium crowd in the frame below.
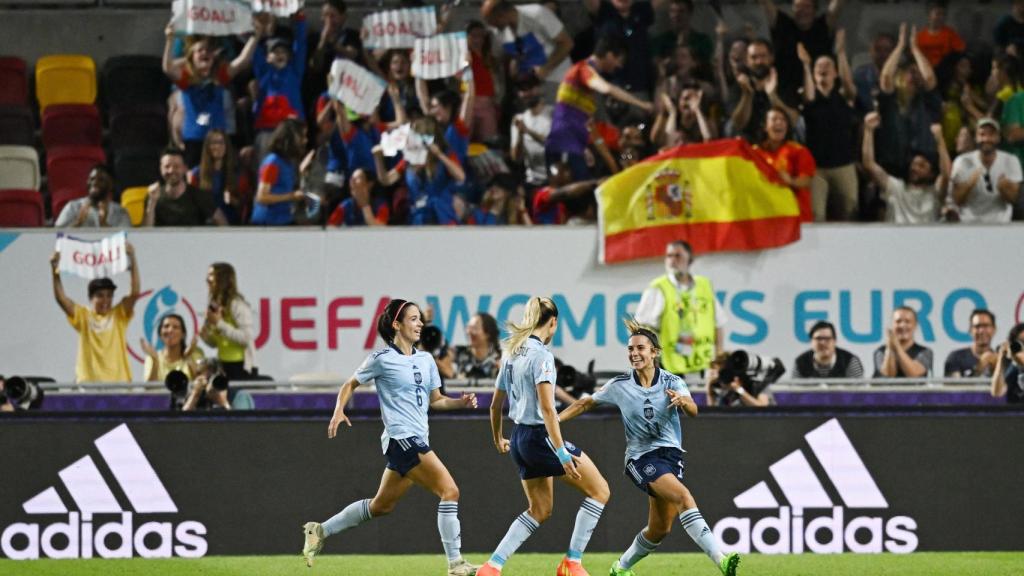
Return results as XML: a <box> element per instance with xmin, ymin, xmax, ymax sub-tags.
<box><xmin>24</xmin><ymin>0</ymin><xmax>1024</xmax><ymax>229</ymax></box>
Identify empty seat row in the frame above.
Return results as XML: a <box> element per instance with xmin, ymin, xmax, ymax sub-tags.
<box><xmin>0</xmin><ymin>103</ymin><xmax>169</xmax><ymax>149</ymax></box>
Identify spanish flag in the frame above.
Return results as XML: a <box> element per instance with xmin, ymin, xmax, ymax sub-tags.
<box><xmin>597</xmin><ymin>139</ymin><xmax>802</xmax><ymax>264</ymax></box>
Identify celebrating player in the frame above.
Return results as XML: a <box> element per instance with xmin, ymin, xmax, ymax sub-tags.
<box><xmin>478</xmin><ymin>297</ymin><xmax>610</xmax><ymax>576</ymax></box>
<box><xmin>301</xmin><ymin>299</ymin><xmax>479</xmax><ymax>576</ymax></box>
<box><xmin>559</xmin><ymin>319</ymin><xmax>740</xmax><ymax>576</ymax></box>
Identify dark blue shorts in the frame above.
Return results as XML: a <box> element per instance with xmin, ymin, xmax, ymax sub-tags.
<box><xmin>385</xmin><ymin>436</ymin><xmax>432</xmax><ymax>476</ymax></box>
<box><xmin>624</xmin><ymin>447</ymin><xmax>685</xmax><ymax>496</ymax></box>
<box><xmin>510</xmin><ymin>424</ymin><xmax>584</xmax><ymax>480</ymax></box>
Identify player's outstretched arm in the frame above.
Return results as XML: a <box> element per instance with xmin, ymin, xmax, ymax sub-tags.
<box><xmin>328</xmin><ymin>377</ymin><xmax>360</xmax><ymax>438</ymax></box>
<box><xmin>429</xmin><ymin>389</ymin><xmax>478</xmax><ymax>411</ymax></box>
<box><xmin>558</xmin><ymin>396</ymin><xmax>595</xmax><ymax>423</ymax></box>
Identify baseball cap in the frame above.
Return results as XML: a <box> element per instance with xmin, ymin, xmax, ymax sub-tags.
<box><xmin>977</xmin><ymin>118</ymin><xmax>1000</xmax><ymax>131</ymax></box>
<box><xmin>266</xmin><ymin>37</ymin><xmax>292</xmax><ymax>53</ymax></box>
<box><xmin>87</xmin><ymin>278</ymin><xmax>117</xmax><ymax>298</ymax></box>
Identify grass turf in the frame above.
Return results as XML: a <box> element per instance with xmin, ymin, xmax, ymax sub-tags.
<box><xmin>2</xmin><ymin>552</ymin><xmax>1022</xmax><ymax>575</ymax></box>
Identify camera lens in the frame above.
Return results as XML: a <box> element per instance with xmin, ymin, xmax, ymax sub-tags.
<box><xmin>1011</xmin><ymin>340</ymin><xmax>1024</xmax><ymax>355</ymax></box>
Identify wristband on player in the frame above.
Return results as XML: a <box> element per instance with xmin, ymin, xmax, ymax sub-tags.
<box><xmin>555</xmin><ymin>446</ymin><xmax>572</xmax><ymax>465</ymax></box>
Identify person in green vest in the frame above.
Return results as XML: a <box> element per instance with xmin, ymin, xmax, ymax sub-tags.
<box><xmin>200</xmin><ymin>262</ymin><xmax>256</xmax><ymax>381</ymax></box>
<box><xmin>635</xmin><ymin>240</ymin><xmax>725</xmax><ymax>376</ymax></box>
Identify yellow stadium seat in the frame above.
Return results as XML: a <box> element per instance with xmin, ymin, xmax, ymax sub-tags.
<box><xmin>35</xmin><ymin>55</ymin><xmax>97</xmax><ymax>113</ymax></box>
<box><xmin>120</xmin><ymin>186</ymin><xmax>148</xmax><ymax>226</ymax></box>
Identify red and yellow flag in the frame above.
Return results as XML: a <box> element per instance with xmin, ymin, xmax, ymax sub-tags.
<box><xmin>597</xmin><ymin>139</ymin><xmax>802</xmax><ymax>264</ymax></box>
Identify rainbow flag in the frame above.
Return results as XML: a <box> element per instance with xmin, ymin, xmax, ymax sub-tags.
<box><xmin>597</xmin><ymin>139</ymin><xmax>802</xmax><ymax>264</ymax></box>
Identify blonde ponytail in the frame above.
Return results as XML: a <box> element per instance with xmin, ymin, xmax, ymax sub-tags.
<box><xmin>503</xmin><ymin>296</ymin><xmax>558</xmax><ymax>354</ymax></box>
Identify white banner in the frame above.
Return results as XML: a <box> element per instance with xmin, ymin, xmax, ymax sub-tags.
<box><xmin>172</xmin><ymin>0</ymin><xmax>253</xmax><ymax>36</ymax></box>
<box><xmin>362</xmin><ymin>6</ymin><xmax>436</xmax><ymax>49</ymax></box>
<box><xmin>55</xmin><ymin>231</ymin><xmax>128</xmax><ymax>280</ymax></box>
<box><xmin>328</xmin><ymin>59</ymin><xmax>387</xmax><ymax>117</ymax></box>
<box><xmin>2</xmin><ymin>227</ymin><xmax>1023</xmax><ymax>382</ymax></box>
<box><xmin>412</xmin><ymin>32</ymin><xmax>468</xmax><ymax>80</ymax></box>
<box><xmin>250</xmin><ymin>0</ymin><xmax>302</xmax><ymax>17</ymax></box>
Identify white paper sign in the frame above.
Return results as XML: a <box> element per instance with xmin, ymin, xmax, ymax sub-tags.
<box><xmin>56</xmin><ymin>232</ymin><xmax>128</xmax><ymax>280</ymax></box>
<box><xmin>403</xmin><ymin>130</ymin><xmax>428</xmax><ymax>165</ymax></box>
<box><xmin>328</xmin><ymin>59</ymin><xmax>387</xmax><ymax>117</ymax></box>
<box><xmin>362</xmin><ymin>6</ymin><xmax>436</xmax><ymax>49</ymax></box>
<box><xmin>412</xmin><ymin>32</ymin><xmax>468</xmax><ymax>80</ymax></box>
<box><xmin>380</xmin><ymin>124</ymin><xmax>411</xmax><ymax>157</ymax></box>
<box><xmin>251</xmin><ymin>0</ymin><xmax>302</xmax><ymax>17</ymax></box>
<box><xmin>172</xmin><ymin>0</ymin><xmax>253</xmax><ymax>36</ymax></box>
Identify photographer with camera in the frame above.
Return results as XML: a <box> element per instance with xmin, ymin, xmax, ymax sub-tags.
<box><xmin>176</xmin><ymin>357</ymin><xmax>232</xmax><ymax>411</ymax></box>
<box><xmin>990</xmin><ymin>323</ymin><xmax>1024</xmax><ymax>404</ymax></box>
<box><xmin>201</xmin><ymin>262</ymin><xmax>256</xmax><ymax>381</ymax></box>
<box><xmin>452</xmin><ymin>313</ymin><xmax>501</xmax><ymax>384</ymax></box>
<box><xmin>0</xmin><ymin>376</ymin><xmax>14</xmax><ymax>412</ymax></box>
<box><xmin>0</xmin><ymin>375</ymin><xmax>45</xmax><ymax>411</ymax></box>
<box><xmin>705</xmin><ymin>351</ymin><xmax>782</xmax><ymax>407</ymax></box>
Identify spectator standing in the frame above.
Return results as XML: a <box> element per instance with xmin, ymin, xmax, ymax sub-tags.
<box><xmin>792</xmin><ymin>320</ymin><xmax>864</xmax><ymax>379</ymax></box>
<box><xmin>1000</xmin><ymin>88</ymin><xmax>1024</xmax><ymax>178</ymax></box>
<box><xmin>145</xmin><ymin>148</ymin><xmax>220</xmax><ymax>226</ymax></box>
<box><xmin>584</xmin><ymin>0</ymin><xmax>658</xmax><ymax>96</ymax></box>
<box><xmin>466</xmin><ymin>20</ymin><xmax>503</xmax><ymax>143</ymax></box>
<box><xmin>797</xmin><ymin>32</ymin><xmax>858</xmax><ymax>220</ymax></box>
<box><xmin>994</xmin><ymin>0</ymin><xmax>1024</xmax><ymax>56</ymax></box>
<box><xmin>914</xmin><ymin>1</ymin><xmax>965</xmax><ymax>68</ymax></box>
<box><xmin>635</xmin><ymin>240</ymin><xmax>726</xmax><ymax>376</ymax></box>
<box><xmin>937</xmin><ymin>53</ymin><xmax>987</xmax><ymax>152</ymax></box>
<box><xmin>757</xmin><ymin>0</ymin><xmax>844</xmax><ymax>106</ymax></box>
<box><xmin>253</xmin><ymin>11</ymin><xmax>308</xmax><ymax>156</ymax></box>
<box><xmin>950</xmin><ymin>118</ymin><xmax>1022</xmax><ymax>222</ymax></box>
<box><xmin>252</xmin><ymin>119</ymin><xmax>308</xmax><ymax>226</ymax></box>
<box><xmin>55</xmin><ymin>165</ymin><xmax>132</xmax><ymax>228</ymax></box>
<box><xmin>713</xmin><ymin>24</ymin><xmax>749</xmax><ymax>116</ymax></box>
<box><xmin>327</xmin><ymin>169</ymin><xmax>389</xmax><ymax>226</ymax></box>
<box><xmin>188</xmin><ymin>129</ymin><xmax>247</xmax><ymax>225</ymax></box>
<box><xmin>753</xmin><ymin>108</ymin><xmax>816</xmax><ymax>222</ymax></box>
<box><xmin>727</xmin><ymin>39</ymin><xmax>799</xmax><ymax>143</ymax></box>
<box><xmin>50</xmin><ymin>244</ymin><xmax>140</xmax><ymax>383</ymax></box>
<box><xmin>141</xmin><ymin>313</ymin><xmax>203</xmax><ymax>382</ymax></box>
<box><xmin>376</xmin><ymin>50</ymin><xmax>419</xmax><ymax>125</ymax></box>
<box><xmin>945</xmin><ymin>309</ymin><xmax>998</xmax><ymax>378</ymax></box>
<box><xmin>201</xmin><ymin>262</ymin><xmax>256</xmax><ymax>381</ymax></box>
<box><xmin>651</xmin><ymin>86</ymin><xmax>714</xmax><ymax>148</ymax></box>
<box><xmin>862</xmin><ymin>112</ymin><xmax>949</xmax><ymax>224</ymax></box>
<box><xmin>545</xmin><ymin>34</ymin><xmax>653</xmax><ymax>180</ymax></box>
<box><xmin>481</xmin><ymin>1</ymin><xmax>574</xmax><ymax>90</ymax></box>
<box><xmin>652</xmin><ymin>0</ymin><xmax>714</xmax><ymax>78</ymax></box>
<box><xmin>873</xmin><ymin>306</ymin><xmax>933</xmax><ymax>378</ymax></box>
<box><xmin>162</xmin><ymin>21</ymin><xmax>258</xmax><ymax>166</ymax></box>
<box><xmin>875</xmin><ymin>24</ymin><xmax>941</xmax><ymax>179</ymax></box>
<box><xmin>991</xmin><ymin>323</ymin><xmax>1024</xmax><ymax>403</ymax></box>
<box><xmin>852</xmin><ymin>32</ymin><xmax>895</xmax><ymax>114</ymax></box>
<box><xmin>304</xmin><ymin>0</ymin><xmax>363</xmax><ymax>126</ymax></box>
<box><xmin>510</xmin><ymin>76</ymin><xmax>552</xmax><ymax>191</ymax></box>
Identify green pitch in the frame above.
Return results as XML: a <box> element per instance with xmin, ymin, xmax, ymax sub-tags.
<box><xmin>3</xmin><ymin>552</ymin><xmax>1022</xmax><ymax>575</ymax></box>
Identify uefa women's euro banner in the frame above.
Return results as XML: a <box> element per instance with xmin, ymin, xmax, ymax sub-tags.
<box><xmin>0</xmin><ymin>227</ymin><xmax>1022</xmax><ymax>382</ymax></box>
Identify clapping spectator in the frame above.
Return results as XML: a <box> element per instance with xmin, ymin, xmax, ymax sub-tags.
<box><xmin>651</xmin><ymin>85</ymin><xmax>714</xmax><ymax>148</ymax></box>
<box><xmin>327</xmin><ymin>169</ymin><xmax>389</xmax><ymax>226</ymax></box>
<box><xmin>757</xmin><ymin>0</ymin><xmax>845</xmax><ymax>106</ymax></box>
<box><xmin>201</xmin><ymin>262</ymin><xmax>256</xmax><ymax>381</ymax></box>
<box><xmin>915</xmin><ymin>1</ymin><xmax>965</xmax><ymax>68</ymax></box>
<box><xmin>188</xmin><ymin>129</ymin><xmax>248</xmax><ymax>225</ymax></box>
<box><xmin>141</xmin><ymin>313</ymin><xmax>203</xmax><ymax>382</ymax></box>
<box><xmin>728</xmin><ymin>39</ymin><xmax>799</xmax><ymax>142</ymax></box>
<box><xmin>798</xmin><ymin>32</ymin><xmax>859</xmax><ymax>221</ymax></box>
<box><xmin>874</xmin><ymin>307</ymin><xmax>932</xmax><ymax>378</ymax></box>
<box><xmin>753</xmin><ymin>108</ymin><xmax>816</xmax><ymax>222</ymax></box>
<box><xmin>252</xmin><ymin>119</ymin><xmax>308</xmax><ymax>226</ymax></box>
<box><xmin>950</xmin><ymin>118</ymin><xmax>1022</xmax><ymax>222</ymax></box>
<box><xmin>713</xmin><ymin>22</ymin><xmax>750</xmax><ymax>115</ymax></box>
<box><xmin>145</xmin><ymin>148</ymin><xmax>222</xmax><ymax>227</ymax></box>
<box><xmin>55</xmin><ymin>165</ymin><xmax>132</xmax><ymax>228</ymax></box>
<box><xmin>945</xmin><ymin>309</ymin><xmax>998</xmax><ymax>378</ymax></box>
<box><xmin>510</xmin><ymin>76</ymin><xmax>552</xmax><ymax>191</ymax></box>
<box><xmin>862</xmin><ymin>113</ymin><xmax>950</xmax><ymax>223</ymax></box>
<box><xmin>163</xmin><ymin>21</ymin><xmax>258</xmax><ymax>166</ymax></box>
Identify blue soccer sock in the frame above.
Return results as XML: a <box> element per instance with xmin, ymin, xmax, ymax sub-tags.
<box><xmin>618</xmin><ymin>528</ymin><xmax>662</xmax><ymax>570</ymax></box>
<box><xmin>679</xmin><ymin>508</ymin><xmax>725</xmax><ymax>564</ymax></box>
<box><xmin>487</xmin><ymin>511</ymin><xmax>540</xmax><ymax>569</ymax></box>
<box><xmin>437</xmin><ymin>500</ymin><xmax>463</xmax><ymax>565</ymax></box>
<box><xmin>566</xmin><ymin>497</ymin><xmax>605</xmax><ymax>563</ymax></box>
<box><xmin>322</xmin><ymin>498</ymin><xmax>372</xmax><ymax>537</ymax></box>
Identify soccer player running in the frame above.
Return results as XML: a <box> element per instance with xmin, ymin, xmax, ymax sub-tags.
<box><xmin>302</xmin><ymin>299</ymin><xmax>480</xmax><ymax>576</ymax></box>
<box><xmin>478</xmin><ymin>297</ymin><xmax>610</xmax><ymax>576</ymax></box>
<box><xmin>559</xmin><ymin>320</ymin><xmax>740</xmax><ymax>576</ymax></box>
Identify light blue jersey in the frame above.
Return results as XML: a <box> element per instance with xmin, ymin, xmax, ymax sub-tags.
<box><xmin>495</xmin><ymin>336</ymin><xmax>557</xmax><ymax>425</ymax></box>
<box><xmin>591</xmin><ymin>367</ymin><xmax>690</xmax><ymax>466</ymax></box>
<box><xmin>354</xmin><ymin>346</ymin><xmax>442</xmax><ymax>453</ymax></box>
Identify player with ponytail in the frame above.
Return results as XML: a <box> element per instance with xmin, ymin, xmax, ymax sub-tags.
<box><xmin>301</xmin><ymin>299</ymin><xmax>480</xmax><ymax>576</ymax></box>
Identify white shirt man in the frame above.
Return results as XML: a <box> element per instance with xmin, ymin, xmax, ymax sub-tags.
<box><xmin>511</xmin><ymin>100</ymin><xmax>552</xmax><ymax>186</ymax></box>
<box><xmin>950</xmin><ymin>118</ymin><xmax>1022</xmax><ymax>223</ymax></box>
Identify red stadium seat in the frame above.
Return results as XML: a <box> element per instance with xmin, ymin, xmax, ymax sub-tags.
<box><xmin>46</xmin><ymin>146</ymin><xmax>106</xmax><ymax>212</ymax></box>
<box><xmin>0</xmin><ymin>105</ymin><xmax>35</xmax><ymax>146</ymax></box>
<box><xmin>0</xmin><ymin>189</ymin><xmax>45</xmax><ymax>227</ymax></box>
<box><xmin>0</xmin><ymin>57</ymin><xmax>28</xmax><ymax>106</ymax></box>
<box><xmin>42</xmin><ymin>104</ymin><xmax>102</xmax><ymax>149</ymax></box>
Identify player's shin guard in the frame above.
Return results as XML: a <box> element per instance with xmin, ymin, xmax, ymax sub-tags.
<box><xmin>679</xmin><ymin>508</ymin><xmax>725</xmax><ymax>565</ymax></box>
<box><xmin>438</xmin><ymin>500</ymin><xmax>463</xmax><ymax>564</ymax></box>
<box><xmin>487</xmin><ymin>511</ymin><xmax>540</xmax><ymax>569</ymax></box>
<box><xmin>618</xmin><ymin>528</ymin><xmax>661</xmax><ymax>569</ymax></box>
<box><xmin>566</xmin><ymin>497</ymin><xmax>605</xmax><ymax>563</ymax></box>
<box><xmin>323</xmin><ymin>498</ymin><xmax>373</xmax><ymax>536</ymax></box>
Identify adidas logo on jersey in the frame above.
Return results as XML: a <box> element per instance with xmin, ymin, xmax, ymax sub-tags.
<box><xmin>712</xmin><ymin>419</ymin><xmax>918</xmax><ymax>554</ymax></box>
<box><xmin>1</xmin><ymin>424</ymin><xmax>208</xmax><ymax>560</ymax></box>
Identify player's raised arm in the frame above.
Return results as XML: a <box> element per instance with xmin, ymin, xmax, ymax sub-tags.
<box><xmin>558</xmin><ymin>395</ymin><xmax>596</xmax><ymax>423</ymax></box>
<box><xmin>328</xmin><ymin>376</ymin><xmax>360</xmax><ymax>437</ymax></box>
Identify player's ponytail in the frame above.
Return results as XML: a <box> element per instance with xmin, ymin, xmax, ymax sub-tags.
<box><xmin>377</xmin><ymin>299</ymin><xmax>416</xmax><ymax>344</ymax></box>
<box><xmin>624</xmin><ymin>317</ymin><xmax>661</xmax><ymax>351</ymax></box>
<box><xmin>503</xmin><ymin>296</ymin><xmax>558</xmax><ymax>354</ymax></box>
